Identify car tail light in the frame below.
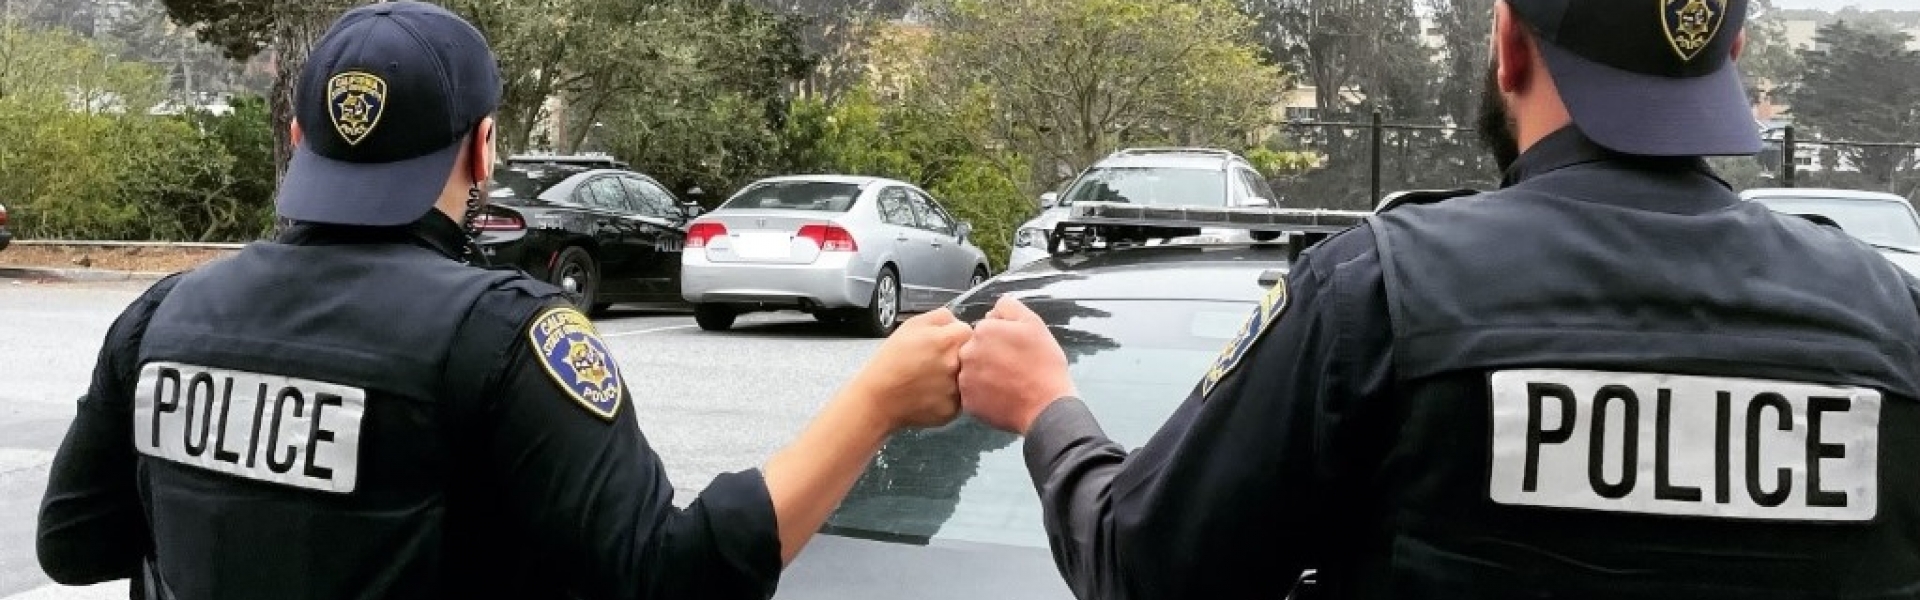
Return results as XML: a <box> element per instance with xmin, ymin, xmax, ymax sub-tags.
<box><xmin>798</xmin><ymin>224</ymin><xmax>857</xmax><ymax>252</ymax></box>
<box><xmin>0</xmin><ymin>205</ymin><xmax>8</xmax><ymax>227</ymax></box>
<box><xmin>471</xmin><ymin>211</ymin><xmax>523</xmax><ymax>232</ymax></box>
<box><xmin>687</xmin><ymin>221</ymin><xmax>728</xmax><ymax>249</ymax></box>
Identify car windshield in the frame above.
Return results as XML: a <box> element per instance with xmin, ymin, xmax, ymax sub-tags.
<box><xmin>823</xmin><ymin>297</ymin><xmax>1256</xmax><ymax>549</ymax></box>
<box><xmin>1061</xmin><ymin>167</ymin><xmax>1227</xmax><ymax>208</ymax></box>
<box><xmin>1754</xmin><ymin>196</ymin><xmax>1920</xmax><ymax>248</ymax></box>
<box><xmin>491</xmin><ymin>167</ymin><xmax>582</xmax><ymax>201</ymax></box>
<box><xmin>720</xmin><ymin>181</ymin><xmax>863</xmax><ymax>212</ymax></box>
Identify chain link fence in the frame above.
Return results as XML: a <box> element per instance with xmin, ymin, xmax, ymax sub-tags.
<box><xmin>1267</xmin><ymin>113</ymin><xmax>1920</xmax><ymax>210</ymax></box>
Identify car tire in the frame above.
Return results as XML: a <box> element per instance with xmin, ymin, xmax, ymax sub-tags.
<box><xmin>814</xmin><ymin>311</ymin><xmax>851</xmax><ymax>326</ymax></box>
<box><xmin>694</xmin><ymin>304</ymin><xmax>737</xmax><ymax>331</ymax></box>
<box><xmin>550</xmin><ymin>246</ymin><xmax>600</xmax><ymax>314</ymax></box>
<box><xmin>857</xmin><ymin>266</ymin><xmax>902</xmax><ymax>338</ymax></box>
<box><xmin>969</xmin><ymin>266</ymin><xmax>989</xmax><ymax>289</ymax></box>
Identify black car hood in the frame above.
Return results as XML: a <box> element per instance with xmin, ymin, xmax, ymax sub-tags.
<box><xmin>775</xmin><ymin>533</ymin><xmax>1074</xmax><ymax>600</ymax></box>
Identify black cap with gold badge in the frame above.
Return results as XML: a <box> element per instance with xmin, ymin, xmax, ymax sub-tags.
<box><xmin>1507</xmin><ymin>0</ymin><xmax>1762</xmax><ymax>157</ymax></box>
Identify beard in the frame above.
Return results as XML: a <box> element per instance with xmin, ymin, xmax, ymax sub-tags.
<box><xmin>1475</xmin><ymin>60</ymin><xmax>1521</xmax><ymax>174</ymax></box>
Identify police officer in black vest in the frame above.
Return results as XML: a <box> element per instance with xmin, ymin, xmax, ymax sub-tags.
<box><xmin>35</xmin><ymin>3</ymin><xmax>972</xmax><ymax>599</ymax></box>
<box><xmin>959</xmin><ymin>0</ymin><xmax>1920</xmax><ymax>597</ymax></box>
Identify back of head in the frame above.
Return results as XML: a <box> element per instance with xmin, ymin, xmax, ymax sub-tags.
<box><xmin>275</xmin><ymin>1</ymin><xmax>503</xmax><ymax>228</ymax></box>
<box><xmin>1503</xmin><ymin>0</ymin><xmax>1761</xmax><ymax>157</ymax></box>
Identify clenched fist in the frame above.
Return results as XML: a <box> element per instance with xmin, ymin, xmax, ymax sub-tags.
<box><xmin>959</xmin><ymin>296</ymin><xmax>1077</xmax><ymax>434</ymax></box>
<box><xmin>847</xmin><ymin>309</ymin><xmax>974</xmax><ymax>431</ymax></box>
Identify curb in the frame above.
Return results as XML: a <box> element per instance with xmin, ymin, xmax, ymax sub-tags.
<box><xmin>0</xmin><ymin>267</ymin><xmax>174</xmax><ymax>283</ymax></box>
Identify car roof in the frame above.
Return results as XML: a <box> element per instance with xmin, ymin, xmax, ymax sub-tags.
<box><xmin>505</xmin><ymin>153</ymin><xmax>629</xmax><ymax>168</ymax></box>
<box><xmin>1741</xmin><ymin>188</ymin><xmax>1909</xmax><ymax>203</ymax></box>
<box><xmin>746</xmin><ymin>174</ymin><xmax>900</xmax><ymax>187</ymax></box>
<box><xmin>1087</xmin><ymin>148</ymin><xmax>1248</xmax><ymax>171</ymax></box>
<box><xmin>953</xmin><ymin>244</ymin><xmax>1291</xmax><ymax>316</ymax></box>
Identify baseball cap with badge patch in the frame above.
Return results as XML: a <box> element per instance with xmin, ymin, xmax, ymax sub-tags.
<box><xmin>1507</xmin><ymin>0</ymin><xmax>1762</xmax><ymax>157</ymax></box>
<box><xmin>275</xmin><ymin>1</ymin><xmax>502</xmax><ymax>227</ymax></box>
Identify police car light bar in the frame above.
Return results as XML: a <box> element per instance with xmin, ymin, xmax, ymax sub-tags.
<box><xmin>1047</xmin><ymin>202</ymin><xmax>1372</xmax><ymax>257</ymax></box>
<box><xmin>1060</xmin><ymin>202</ymin><xmax>1369</xmax><ymax>231</ymax></box>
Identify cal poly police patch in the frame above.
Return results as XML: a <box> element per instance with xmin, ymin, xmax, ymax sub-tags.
<box><xmin>326</xmin><ymin>71</ymin><xmax>387</xmax><ymax>146</ymax></box>
<box><xmin>1200</xmin><ymin>279</ymin><xmax>1289</xmax><ymax>399</ymax></box>
<box><xmin>528</xmin><ymin>307</ymin><xmax>624</xmax><ymax>420</ymax></box>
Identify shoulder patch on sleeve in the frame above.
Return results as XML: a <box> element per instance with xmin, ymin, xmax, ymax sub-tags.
<box><xmin>527</xmin><ymin>307</ymin><xmax>625</xmax><ymax>421</ymax></box>
<box><xmin>1375</xmin><ymin>188</ymin><xmax>1481</xmax><ymax>213</ymax></box>
<box><xmin>1200</xmin><ymin>278</ymin><xmax>1289</xmax><ymax>399</ymax></box>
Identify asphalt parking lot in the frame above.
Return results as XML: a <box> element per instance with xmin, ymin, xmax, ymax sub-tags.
<box><xmin>0</xmin><ymin>279</ymin><xmax>885</xmax><ymax>599</ymax></box>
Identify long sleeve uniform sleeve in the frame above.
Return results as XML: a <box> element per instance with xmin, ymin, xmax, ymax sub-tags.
<box><xmin>38</xmin><ymin>275</ymin><xmax>184</xmax><ymax>585</ymax></box>
<box><xmin>462</xmin><ymin>297</ymin><xmax>782</xmax><ymax>600</ymax></box>
<box><xmin>1021</xmin><ymin>226</ymin><xmax>1399</xmax><ymax>599</ymax></box>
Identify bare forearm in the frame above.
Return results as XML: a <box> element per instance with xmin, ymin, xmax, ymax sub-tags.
<box><xmin>761</xmin><ymin>389</ymin><xmax>892</xmax><ymax>565</ymax></box>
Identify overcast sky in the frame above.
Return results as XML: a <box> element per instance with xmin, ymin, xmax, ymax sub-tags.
<box><xmin>1773</xmin><ymin>0</ymin><xmax>1915</xmax><ymax>10</ymax></box>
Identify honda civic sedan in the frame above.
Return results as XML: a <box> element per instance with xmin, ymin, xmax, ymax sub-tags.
<box><xmin>680</xmin><ymin>175</ymin><xmax>992</xmax><ymax>337</ymax></box>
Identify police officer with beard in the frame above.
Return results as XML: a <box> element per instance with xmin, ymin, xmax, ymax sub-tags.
<box><xmin>960</xmin><ymin>0</ymin><xmax>1920</xmax><ymax>598</ymax></box>
<box><xmin>35</xmin><ymin>3</ymin><xmax>971</xmax><ymax>599</ymax></box>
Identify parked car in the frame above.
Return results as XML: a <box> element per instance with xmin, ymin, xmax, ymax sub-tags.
<box><xmin>680</xmin><ymin>175</ymin><xmax>992</xmax><ymax>337</ymax></box>
<box><xmin>0</xmin><ymin>202</ymin><xmax>11</xmax><ymax>253</ymax></box>
<box><xmin>1008</xmin><ymin>147</ymin><xmax>1278</xmax><ymax>269</ymax></box>
<box><xmin>475</xmin><ymin>156</ymin><xmax>704</xmax><ymax>313</ymax></box>
<box><xmin>776</xmin><ymin>207</ymin><xmax>1332</xmax><ymax>600</ymax></box>
<box><xmin>1742</xmin><ymin>187</ymin><xmax>1920</xmax><ymax>277</ymax></box>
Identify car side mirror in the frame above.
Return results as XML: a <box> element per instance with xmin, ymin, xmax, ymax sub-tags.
<box><xmin>682</xmin><ymin>202</ymin><xmax>704</xmax><ymax>218</ymax></box>
<box><xmin>1039</xmin><ymin>192</ymin><xmax>1058</xmax><ymax>209</ymax></box>
<box><xmin>956</xmin><ymin>221</ymin><xmax>974</xmax><ymax>241</ymax></box>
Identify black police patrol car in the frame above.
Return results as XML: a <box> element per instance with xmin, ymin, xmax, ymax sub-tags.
<box><xmin>475</xmin><ymin>154</ymin><xmax>707</xmax><ymax>314</ymax></box>
<box><xmin>774</xmin><ymin>202</ymin><xmax>1362</xmax><ymax>600</ymax></box>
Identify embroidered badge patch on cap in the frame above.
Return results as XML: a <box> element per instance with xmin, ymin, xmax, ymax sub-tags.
<box><xmin>1200</xmin><ymin>279</ymin><xmax>1289</xmax><ymax>399</ymax></box>
<box><xmin>1662</xmin><ymin>0</ymin><xmax>1726</xmax><ymax>62</ymax></box>
<box><xmin>327</xmin><ymin>71</ymin><xmax>387</xmax><ymax>146</ymax></box>
<box><xmin>528</xmin><ymin>307</ymin><xmax>624</xmax><ymax>420</ymax></box>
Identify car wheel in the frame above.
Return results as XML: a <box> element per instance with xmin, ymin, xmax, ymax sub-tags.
<box><xmin>857</xmin><ymin>266</ymin><xmax>901</xmax><ymax>338</ymax></box>
<box><xmin>551</xmin><ymin>247</ymin><xmax>599</xmax><ymax>314</ymax></box>
<box><xmin>968</xmin><ymin>267</ymin><xmax>989</xmax><ymax>289</ymax></box>
<box><xmin>694</xmin><ymin>304</ymin><xmax>737</xmax><ymax>332</ymax></box>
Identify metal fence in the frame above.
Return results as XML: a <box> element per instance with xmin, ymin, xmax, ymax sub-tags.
<box><xmin>1269</xmin><ymin>113</ymin><xmax>1920</xmax><ymax>210</ymax></box>
<box><xmin>1269</xmin><ymin>113</ymin><xmax>1500</xmax><ymax>211</ymax></box>
<box><xmin>1745</xmin><ymin>127</ymin><xmax>1920</xmax><ymax>199</ymax></box>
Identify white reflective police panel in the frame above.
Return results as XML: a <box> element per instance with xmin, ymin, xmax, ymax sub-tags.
<box><xmin>1488</xmin><ymin>369</ymin><xmax>1879</xmax><ymax>521</ymax></box>
<box><xmin>133</xmin><ymin>362</ymin><xmax>366</xmax><ymax>494</ymax></box>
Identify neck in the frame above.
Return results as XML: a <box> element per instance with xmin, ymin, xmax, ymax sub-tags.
<box><xmin>434</xmin><ymin>182</ymin><xmax>473</xmax><ymax>223</ymax></box>
<box><xmin>1511</xmin><ymin>94</ymin><xmax>1574</xmax><ymax>156</ymax></box>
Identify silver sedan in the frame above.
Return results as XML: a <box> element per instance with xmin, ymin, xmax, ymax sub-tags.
<box><xmin>681</xmin><ymin>175</ymin><xmax>992</xmax><ymax>337</ymax></box>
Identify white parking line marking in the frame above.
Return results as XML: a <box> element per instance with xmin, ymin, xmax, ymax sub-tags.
<box><xmin>603</xmin><ymin>324</ymin><xmax>699</xmax><ymax>338</ymax></box>
<box><xmin>0</xmin><ymin>449</ymin><xmax>52</xmax><ymax>476</ymax></box>
<box><xmin>3</xmin><ymin>581</ymin><xmax>128</xmax><ymax>600</ymax></box>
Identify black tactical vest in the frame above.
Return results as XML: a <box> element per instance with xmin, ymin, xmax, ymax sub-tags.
<box><xmin>133</xmin><ymin>235</ymin><xmax>522</xmax><ymax>600</ymax></box>
<box><xmin>1349</xmin><ymin>162</ymin><xmax>1920</xmax><ymax>598</ymax></box>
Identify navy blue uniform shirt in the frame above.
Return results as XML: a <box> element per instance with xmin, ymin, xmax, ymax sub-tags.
<box><xmin>1017</xmin><ymin>127</ymin><xmax>1761</xmax><ymax>599</ymax></box>
<box><xmin>38</xmin><ymin>212</ymin><xmax>781</xmax><ymax>600</ymax></box>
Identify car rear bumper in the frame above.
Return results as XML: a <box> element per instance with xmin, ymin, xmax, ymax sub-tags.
<box><xmin>682</xmin><ymin>252</ymin><xmax>873</xmax><ymax>309</ymax></box>
<box><xmin>0</xmin><ymin>228</ymin><xmax>11</xmax><ymax>253</ymax></box>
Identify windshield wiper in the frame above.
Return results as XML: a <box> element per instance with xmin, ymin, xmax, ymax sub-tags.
<box><xmin>1871</xmin><ymin>243</ymin><xmax>1920</xmax><ymax>255</ymax></box>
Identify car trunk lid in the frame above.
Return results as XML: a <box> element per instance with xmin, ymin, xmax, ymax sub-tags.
<box><xmin>697</xmin><ymin>210</ymin><xmax>845</xmax><ymax>264</ymax></box>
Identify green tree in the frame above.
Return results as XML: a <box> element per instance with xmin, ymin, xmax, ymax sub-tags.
<box><xmin>1786</xmin><ymin>21</ymin><xmax>1920</xmax><ymax>191</ymax></box>
<box><xmin>1741</xmin><ymin>0</ymin><xmax>1805</xmax><ymax>105</ymax></box>
<box><xmin>922</xmin><ymin>0</ymin><xmax>1284</xmax><ymax>186</ymax></box>
<box><xmin>155</xmin><ymin>0</ymin><xmax>355</xmax><ymax>183</ymax></box>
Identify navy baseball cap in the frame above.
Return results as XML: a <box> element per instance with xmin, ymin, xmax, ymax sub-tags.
<box><xmin>276</xmin><ymin>1</ymin><xmax>502</xmax><ymax>227</ymax></box>
<box><xmin>1509</xmin><ymin>0</ymin><xmax>1762</xmax><ymax>157</ymax></box>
